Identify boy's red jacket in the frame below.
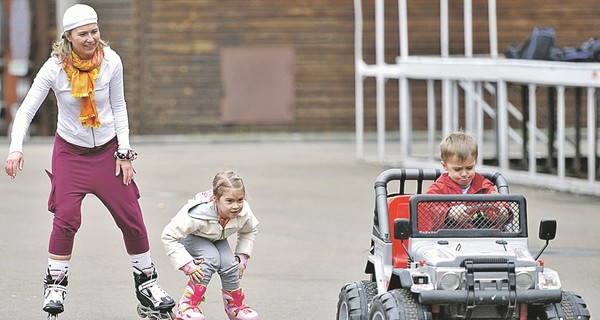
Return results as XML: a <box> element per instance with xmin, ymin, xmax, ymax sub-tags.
<box><xmin>420</xmin><ymin>172</ymin><xmax>509</xmax><ymax>231</ymax></box>
<box><xmin>426</xmin><ymin>172</ymin><xmax>496</xmax><ymax>194</ymax></box>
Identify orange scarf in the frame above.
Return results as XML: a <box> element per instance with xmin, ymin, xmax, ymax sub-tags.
<box><xmin>62</xmin><ymin>49</ymin><xmax>104</xmax><ymax>128</ymax></box>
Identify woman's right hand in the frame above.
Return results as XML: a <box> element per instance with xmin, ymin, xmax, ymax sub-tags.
<box><xmin>4</xmin><ymin>152</ymin><xmax>24</xmax><ymax>179</ymax></box>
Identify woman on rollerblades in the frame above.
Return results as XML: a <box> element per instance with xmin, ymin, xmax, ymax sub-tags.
<box><xmin>3</xmin><ymin>4</ymin><xmax>174</xmax><ymax>319</ymax></box>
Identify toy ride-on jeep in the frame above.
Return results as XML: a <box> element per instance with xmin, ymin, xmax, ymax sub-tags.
<box><xmin>336</xmin><ymin>168</ymin><xmax>590</xmax><ymax>320</ymax></box>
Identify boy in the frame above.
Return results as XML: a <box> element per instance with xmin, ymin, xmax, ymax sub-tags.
<box><xmin>425</xmin><ymin>131</ymin><xmax>509</xmax><ymax>228</ymax></box>
<box><xmin>427</xmin><ymin>131</ymin><xmax>496</xmax><ymax>195</ymax></box>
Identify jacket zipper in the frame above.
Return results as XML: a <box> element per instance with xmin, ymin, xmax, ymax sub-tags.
<box><xmin>219</xmin><ymin>216</ymin><xmax>230</xmax><ymax>240</ymax></box>
<box><xmin>91</xmin><ymin>128</ymin><xmax>97</xmax><ymax>147</ymax></box>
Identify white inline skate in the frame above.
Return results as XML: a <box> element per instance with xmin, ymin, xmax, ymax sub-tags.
<box><xmin>134</xmin><ymin>265</ymin><xmax>176</xmax><ymax>319</ymax></box>
<box><xmin>42</xmin><ymin>271</ymin><xmax>68</xmax><ymax>320</ymax></box>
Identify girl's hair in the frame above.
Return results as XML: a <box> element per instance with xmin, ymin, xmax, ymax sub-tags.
<box><xmin>440</xmin><ymin>131</ymin><xmax>478</xmax><ymax>162</ymax></box>
<box><xmin>51</xmin><ymin>30</ymin><xmax>109</xmax><ymax>62</ymax></box>
<box><xmin>213</xmin><ymin>170</ymin><xmax>245</xmax><ymax>199</ymax></box>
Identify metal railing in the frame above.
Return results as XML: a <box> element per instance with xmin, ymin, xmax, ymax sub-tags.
<box><xmin>354</xmin><ymin>0</ymin><xmax>600</xmax><ymax>196</ymax></box>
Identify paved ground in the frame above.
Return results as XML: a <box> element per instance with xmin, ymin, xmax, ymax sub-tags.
<box><xmin>0</xmin><ymin>134</ymin><xmax>598</xmax><ymax>319</ymax></box>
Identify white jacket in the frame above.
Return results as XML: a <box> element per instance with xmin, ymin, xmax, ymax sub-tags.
<box><xmin>9</xmin><ymin>47</ymin><xmax>131</xmax><ymax>153</ymax></box>
<box><xmin>161</xmin><ymin>198</ymin><xmax>259</xmax><ymax>270</ymax></box>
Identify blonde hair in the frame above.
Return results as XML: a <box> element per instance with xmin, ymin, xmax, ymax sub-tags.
<box><xmin>51</xmin><ymin>31</ymin><xmax>109</xmax><ymax>62</ymax></box>
<box><xmin>212</xmin><ymin>170</ymin><xmax>245</xmax><ymax>199</ymax></box>
<box><xmin>440</xmin><ymin>131</ymin><xmax>478</xmax><ymax>162</ymax></box>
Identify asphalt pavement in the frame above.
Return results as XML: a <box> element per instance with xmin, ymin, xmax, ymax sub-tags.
<box><xmin>0</xmin><ymin>134</ymin><xmax>598</xmax><ymax>319</ymax></box>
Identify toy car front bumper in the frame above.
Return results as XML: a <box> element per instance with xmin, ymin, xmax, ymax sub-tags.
<box><xmin>419</xmin><ymin>289</ymin><xmax>562</xmax><ymax>305</ymax></box>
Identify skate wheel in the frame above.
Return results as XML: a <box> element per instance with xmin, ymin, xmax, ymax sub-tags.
<box><xmin>136</xmin><ymin>303</ymin><xmax>147</xmax><ymax>318</ymax></box>
<box><xmin>47</xmin><ymin>314</ymin><xmax>58</xmax><ymax>320</ymax></box>
<box><xmin>157</xmin><ymin>310</ymin><xmax>175</xmax><ymax>320</ymax></box>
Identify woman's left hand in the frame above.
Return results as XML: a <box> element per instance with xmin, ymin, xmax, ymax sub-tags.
<box><xmin>115</xmin><ymin>159</ymin><xmax>136</xmax><ymax>185</ymax></box>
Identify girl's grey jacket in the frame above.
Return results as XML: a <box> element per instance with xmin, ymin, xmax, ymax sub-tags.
<box><xmin>161</xmin><ymin>197</ymin><xmax>259</xmax><ymax>270</ymax></box>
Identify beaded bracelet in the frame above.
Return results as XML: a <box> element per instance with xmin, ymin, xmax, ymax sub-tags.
<box><xmin>114</xmin><ymin>149</ymin><xmax>138</xmax><ymax>161</ymax></box>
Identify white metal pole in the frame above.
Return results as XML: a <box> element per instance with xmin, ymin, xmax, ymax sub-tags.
<box><xmin>452</xmin><ymin>81</ymin><xmax>459</xmax><ymax>130</ymax></box>
<box><xmin>497</xmin><ymin>81</ymin><xmax>508</xmax><ymax>170</ymax></box>
<box><xmin>398</xmin><ymin>0</ymin><xmax>409</xmax><ymax>60</ymax></box>
<box><xmin>463</xmin><ymin>0</ymin><xmax>474</xmax><ymax>133</ymax></box>
<box><xmin>376</xmin><ymin>0</ymin><xmax>385</xmax><ymax>66</ymax></box>
<box><xmin>400</xmin><ymin>77</ymin><xmax>411</xmax><ymax>158</ymax></box>
<box><xmin>587</xmin><ymin>87</ymin><xmax>596</xmax><ymax>182</ymax></box>
<box><xmin>557</xmin><ymin>86</ymin><xmax>565</xmax><ymax>179</ymax></box>
<box><xmin>427</xmin><ymin>80</ymin><xmax>436</xmax><ymax>160</ymax></box>
<box><xmin>399</xmin><ymin>0</ymin><xmax>410</xmax><ymax>158</ymax></box>
<box><xmin>464</xmin><ymin>81</ymin><xmax>474</xmax><ymax>132</ymax></box>
<box><xmin>353</xmin><ymin>0</ymin><xmax>364</xmax><ymax>159</ymax></box>
<box><xmin>375</xmin><ymin>0</ymin><xmax>385</xmax><ymax>161</ymax></box>
<box><xmin>464</xmin><ymin>0</ymin><xmax>473</xmax><ymax>58</ymax></box>
<box><xmin>377</xmin><ymin>74</ymin><xmax>386</xmax><ymax>162</ymax></box>
<box><xmin>355</xmin><ymin>73</ymin><xmax>365</xmax><ymax>159</ymax></box>
<box><xmin>528</xmin><ymin>84</ymin><xmax>537</xmax><ymax>175</ymax></box>
<box><xmin>476</xmin><ymin>82</ymin><xmax>484</xmax><ymax>165</ymax></box>
<box><xmin>488</xmin><ymin>0</ymin><xmax>498</xmax><ymax>58</ymax></box>
<box><xmin>442</xmin><ymin>80</ymin><xmax>452</xmax><ymax>138</ymax></box>
<box><xmin>440</xmin><ymin>0</ymin><xmax>451</xmax><ymax>138</ymax></box>
<box><xmin>527</xmin><ymin>84</ymin><xmax>537</xmax><ymax>176</ymax></box>
<box><xmin>440</xmin><ymin>0</ymin><xmax>449</xmax><ymax>57</ymax></box>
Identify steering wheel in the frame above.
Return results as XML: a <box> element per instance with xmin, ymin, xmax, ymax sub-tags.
<box><xmin>465</xmin><ymin>204</ymin><xmax>501</xmax><ymax>229</ymax></box>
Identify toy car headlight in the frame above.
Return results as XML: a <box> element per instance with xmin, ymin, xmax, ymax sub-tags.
<box><xmin>438</xmin><ymin>272</ymin><xmax>461</xmax><ymax>290</ymax></box>
<box><xmin>516</xmin><ymin>271</ymin><xmax>534</xmax><ymax>290</ymax></box>
<box><xmin>538</xmin><ymin>269</ymin><xmax>561</xmax><ymax>290</ymax></box>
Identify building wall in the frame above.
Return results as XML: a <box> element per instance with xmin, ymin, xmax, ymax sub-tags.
<box><xmin>28</xmin><ymin>0</ymin><xmax>600</xmax><ymax>135</ymax></box>
<box><xmin>127</xmin><ymin>0</ymin><xmax>356</xmax><ymax>135</ymax></box>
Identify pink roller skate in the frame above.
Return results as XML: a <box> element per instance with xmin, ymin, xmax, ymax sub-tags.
<box><xmin>176</xmin><ymin>281</ymin><xmax>207</xmax><ymax>320</ymax></box>
<box><xmin>221</xmin><ymin>288</ymin><xmax>258</xmax><ymax>320</ymax></box>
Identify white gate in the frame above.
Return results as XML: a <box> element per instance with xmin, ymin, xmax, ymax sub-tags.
<box><xmin>354</xmin><ymin>0</ymin><xmax>600</xmax><ymax>196</ymax></box>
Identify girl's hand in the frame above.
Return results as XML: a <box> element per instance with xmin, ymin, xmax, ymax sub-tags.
<box><xmin>4</xmin><ymin>151</ymin><xmax>24</xmax><ymax>179</ymax></box>
<box><xmin>235</xmin><ymin>254</ymin><xmax>249</xmax><ymax>279</ymax></box>
<box><xmin>181</xmin><ymin>259</ymin><xmax>204</xmax><ymax>284</ymax></box>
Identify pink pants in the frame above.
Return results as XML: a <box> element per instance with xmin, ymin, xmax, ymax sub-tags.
<box><xmin>47</xmin><ymin>134</ymin><xmax>149</xmax><ymax>256</ymax></box>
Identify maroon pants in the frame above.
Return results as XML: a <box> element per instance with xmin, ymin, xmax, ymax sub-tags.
<box><xmin>47</xmin><ymin>134</ymin><xmax>149</xmax><ymax>255</ymax></box>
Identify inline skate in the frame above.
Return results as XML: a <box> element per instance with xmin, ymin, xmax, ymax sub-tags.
<box><xmin>43</xmin><ymin>271</ymin><xmax>68</xmax><ymax>320</ymax></box>
<box><xmin>134</xmin><ymin>265</ymin><xmax>176</xmax><ymax>319</ymax></box>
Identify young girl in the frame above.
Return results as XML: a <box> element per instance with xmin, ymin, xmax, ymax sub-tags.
<box><xmin>162</xmin><ymin>170</ymin><xmax>259</xmax><ymax>320</ymax></box>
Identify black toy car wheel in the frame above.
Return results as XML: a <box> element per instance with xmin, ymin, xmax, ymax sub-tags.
<box><xmin>533</xmin><ymin>290</ymin><xmax>590</xmax><ymax>320</ymax></box>
<box><xmin>368</xmin><ymin>289</ymin><xmax>429</xmax><ymax>320</ymax></box>
<box><xmin>337</xmin><ymin>280</ymin><xmax>378</xmax><ymax>320</ymax></box>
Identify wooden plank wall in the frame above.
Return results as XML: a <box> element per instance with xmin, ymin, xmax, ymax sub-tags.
<box><xmin>29</xmin><ymin>0</ymin><xmax>600</xmax><ymax>135</ymax></box>
<box><xmin>126</xmin><ymin>0</ymin><xmax>356</xmax><ymax>134</ymax></box>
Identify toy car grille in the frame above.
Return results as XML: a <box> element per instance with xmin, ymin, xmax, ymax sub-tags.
<box><xmin>415</xmin><ymin>200</ymin><xmax>521</xmax><ymax>233</ymax></box>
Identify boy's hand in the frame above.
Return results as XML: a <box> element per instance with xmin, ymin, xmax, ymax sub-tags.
<box><xmin>448</xmin><ymin>206</ymin><xmax>470</xmax><ymax>225</ymax></box>
<box><xmin>498</xmin><ymin>206</ymin><xmax>511</xmax><ymax>224</ymax></box>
